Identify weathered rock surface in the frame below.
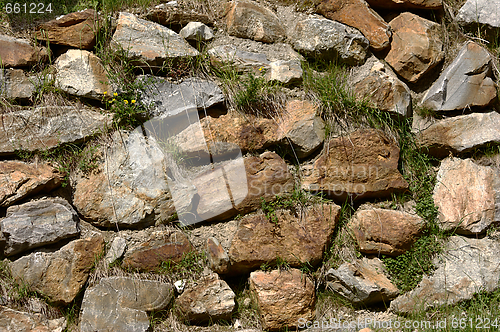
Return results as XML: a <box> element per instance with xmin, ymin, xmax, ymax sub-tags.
<box><xmin>206</xmin><ymin>237</ymin><xmax>230</xmax><ymax>274</ymax></box>
<box><xmin>0</xmin><ymin>68</ymin><xmax>35</xmax><ymax>100</ymax></box>
<box><xmin>249</xmin><ymin>269</ymin><xmax>316</xmax><ymax>331</ymax></box>
<box><xmin>73</xmin><ymin>130</ymin><xmax>176</xmax><ymax>229</ymax></box>
<box><xmin>415</xmin><ymin>111</ymin><xmax>500</xmax><ymax>157</ymax></box>
<box><xmin>0</xmin><ymin>34</ymin><xmax>48</xmax><ymax>68</ymax></box>
<box><xmin>385</xmin><ymin>12</ymin><xmax>444</xmax><ymax>83</ymax></box>
<box><xmin>421</xmin><ymin>42</ymin><xmax>497</xmax><ymax>111</ymax></box>
<box><xmin>317</xmin><ymin>0</ymin><xmax>391</xmax><ymax>51</ymax></box>
<box><xmin>54</xmin><ymin>49</ymin><xmax>111</xmax><ymax>100</ymax></box>
<box><xmin>433</xmin><ymin>157</ymin><xmax>500</xmax><ymax>235</ymax></box>
<box><xmin>104</xmin><ymin>237</ymin><xmax>127</xmax><ymax>266</ymax></box>
<box><xmin>9</xmin><ymin>235</ymin><xmax>104</xmax><ymax>305</ymax></box>
<box><xmin>112</xmin><ymin>12</ymin><xmax>199</xmax><ymax>68</ymax></box>
<box><xmin>266</xmin><ymin>59</ymin><xmax>303</xmax><ymax>85</ymax></box>
<box><xmin>35</xmin><ymin>9</ymin><xmax>99</xmax><ymax>49</ymax></box>
<box><xmin>0</xmin><ymin>105</ymin><xmax>111</xmax><ymax>155</ymax></box>
<box><xmin>326</xmin><ymin>257</ymin><xmax>399</xmax><ymax>305</ymax></box>
<box><xmin>351</xmin><ymin>56</ymin><xmax>412</xmax><ymax>117</ymax></box>
<box><xmin>349</xmin><ymin>208</ymin><xmax>424</xmax><ymax>256</ymax></box>
<box><xmin>457</xmin><ymin>0</ymin><xmax>500</xmax><ymax>29</ymax></box>
<box><xmin>302</xmin><ymin>129</ymin><xmax>408</xmax><ymax>200</ymax></box>
<box><xmin>122</xmin><ymin>230</ymin><xmax>194</xmax><ymax>272</ymax></box>
<box><xmin>180</xmin><ymin>22</ymin><xmax>214</xmax><ymax>41</ymax></box>
<box><xmin>0</xmin><ymin>306</ymin><xmax>66</xmax><ymax>332</ymax></box>
<box><xmin>80</xmin><ymin>277</ymin><xmax>173</xmax><ymax>332</ymax></box>
<box><xmin>1</xmin><ymin>198</ymin><xmax>80</xmax><ymax>256</ymax></box>
<box><xmin>291</xmin><ymin>17</ymin><xmax>369</xmax><ymax>65</ymax></box>
<box><xmin>195</xmin><ymin>151</ymin><xmax>294</xmax><ymax>221</ymax></box>
<box><xmin>366</xmin><ymin>0</ymin><xmax>442</xmax><ymax>10</ymax></box>
<box><xmin>391</xmin><ymin>236</ymin><xmax>500</xmax><ymax>313</ymax></box>
<box><xmin>146</xmin><ymin>5</ymin><xmax>213</xmax><ymax>28</ymax></box>
<box><xmin>0</xmin><ymin>161</ymin><xmax>62</xmax><ymax>207</ymax></box>
<box><xmin>226</xmin><ymin>0</ymin><xmax>285</xmax><ymax>43</ymax></box>
<box><xmin>229</xmin><ymin>204</ymin><xmax>340</xmax><ymax>274</ymax></box>
<box><xmin>175</xmin><ymin>273</ymin><xmax>236</xmax><ymax>322</ymax></box>
<box><xmin>139</xmin><ymin>76</ymin><xmax>224</xmax><ymax>117</ymax></box>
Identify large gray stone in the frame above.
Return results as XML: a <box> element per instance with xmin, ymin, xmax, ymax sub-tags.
<box><xmin>391</xmin><ymin>236</ymin><xmax>500</xmax><ymax>313</ymax></box>
<box><xmin>139</xmin><ymin>76</ymin><xmax>224</xmax><ymax>118</ymax></box>
<box><xmin>326</xmin><ymin>257</ymin><xmax>399</xmax><ymax>305</ymax></box>
<box><xmin>112</xmin><ymin>12</ymin><xmax>199</xmax><ymax>68</ymax></box>
<box><xmin>0</xmin><ymin>105</ymin><xmax>112</xmax><ymax>155</ymax></box>
<box><xmin>1</xmin><ymin>198</ymin><xmax>79</xmax><ymax>257</ymax></box>
<box><xmin>457</xmin><ymin>0</ymin><xmax>500</xmax><ymax>29</ymax></box>
<box><xmin>421</xmin><ymin>42</ymin><xmax>497</xmax><ymax>111</ymax></box>
<box><xmin>208</xmin><ymin>45</ymin><xmax>270</xmax><ymax>72</ymax></box>
<box><xmin>80</xmin><ymin>277</ymin><xmax>173</xmax><ymax>332</ymax></box>
<box><xmin>433</xmin><ymin>157</ymin><xmax>500</xmax><ymax>235</ymax></box>
<box><xmin>54</xmin><ymin>49</ymin><xmax>111</xmax><ymax>100</ymax></box>
<box><xmin>415</xmin><ymin>111</ymin><xmax>500</xmax><ymax>157</ymax></box>
<box><xmin>9</xmin><ymin>235</ymin><xmax>104</xmax><ymax>305</ymax></box>
<box><xmin>0</xmin><ymin>69</ymin><xmax>35</xmax><ymax>100</ymax></box>
<box><xmin>73</xmin><ymin>130</ymin><xmax>176</xmax><ymax>229</ymax></box>
<box><xmin>291</xmin><ymin>17</ymin><xmax>369</xmax><ymax>65</ymax></box>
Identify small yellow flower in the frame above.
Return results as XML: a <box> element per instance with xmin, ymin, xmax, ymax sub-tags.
<box><xmin>111</xmin><ymin>98</ymin><xmax>116</xmax><ymax>102</ymax></box>
<box><xmin>258</xmin><ymin>67</ymin><xmax>263</xmax><ymax>71</ymax></box>
<box><xmin>124</xmin><ymin>100</ymin><xmax>128</xmax><ymax>104</ymax></box>
<box><xmin>131</xmin><ymin>99</ymin><xmax>136</xmax><ymax>104</ymax></box>
<box><xmin>113</xmin><ymin>92</ymin><xmax>118</xmax><ymax>96</ymax></box>
<box><xmin>103</xmin><ymin>91</ymin><xmax>107</xmax><ymax>95</ymax></box>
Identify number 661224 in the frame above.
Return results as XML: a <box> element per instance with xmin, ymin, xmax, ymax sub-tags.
<box><xmin>5</xmin><ymin>3</ymin><xmax>53</xmax><ymax>14</ymax></box>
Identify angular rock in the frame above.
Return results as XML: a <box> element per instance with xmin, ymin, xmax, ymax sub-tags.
<box><xmin>0</xmin><ymin>34</ymin><xmax>48</xmax><ymax>68</ymax></box>
<box><xmin>391</xmin><ymin>236</ymin><xmax>500</xmax><ymax>313</ymax></box>
<box><xmin>73</xmin><ymin>130</ymin><xmax>176</xmax><ymax>229</ymax></box>
<box><xmin>1</xmin><ymin>198</ymin><xmax>80</xmax><ymax>257</ymax></box>
<box><xmin>175</xmin><ymin>273</ymin><xmax>236</xmax><ymax>322</ymax></box>
<box><xmin>0</xmin><ymin>68</ymin><xmax>35</xmax><ymax>100</ymax></box>
<box><xmin>0</xmin><ymin>306</ymin><xmax>66</xmax><ymax>332</ymax></box>
<box><xmin>104</xmin><ymin>237</ymin><xmax>127</xmax><ymax>266</ymax></box>
<box><xmin>80</xmin><ymin>277</ymin><xmax>173</xmax><ymax>332</ymax></box>
<box><xmin>302</xmin><ymin>129</ymin><xmax>409</xmax><ymax>200</ymax></box>
<box><xmin>366</xmin><ymin>0</ymin><xmax>442</xmax><ymax>10</ymax></box>
<box><xmin>122</xmin><ymin>230</ymin><xmax>194</xmax><ymax>272</ymax></box>
<box><xmin>0</xmin><ymin>105</ymin><xmax>111</xmax><ymax>155</ymax></box>
<box><xmin>146</xmin><ymin>5</ymin><xmax>213</xmax><ymax>28</ymax></box>
<box><xmin>291</xmin><ymin>17</ymin><xmax>369</xmax><ymax>65</ymax></box>
<box><xmin>139</xmin><ymin>76</ymin><xmax>224</xmax><ymax>118</ymax></box>
<box><xmin>265</xmin><ymin>59</ymin><xmax>303</xmax><ymax>85</ymax></box>
<box><xmin>317</xmin><ymin>0</ymin><xmax>391</xmax><ymax>51</ymax></box>
<box><xmin>229</xmin><ymin>204</ymin><xmax>340</xmax><ymax>274</ymax></box>
<box><xmin>385</xmin><ymin>12</ymin><xmax>443</xmax><ymax>83</ymax></box>
<box><xmin>249</xmin><ymin>269</ymin><xmax>316</xmax><ymax>331</ymax></box>
<box><xmin>55</xmin><ymin>49</ymin><xmax>111</xmax><ymax>100</ymax></box>
<box><xmin>326</xmin><ymin>257</ymin><xmax>399</xmax><ymax>305</ymax></box>
<box><xmin>415</xmin><ymin>111</ymin><xmax>500</xmax><ymax>157</ymax></box>
<box><xmin>433</xmin><ymin>157</ymin><xmax>500</xmax><ymax>235</ymax></box>
<box><xmin>0</xmin><ymin>161</ymin><xmax>63</xmax><ymax>207</ymax></box>
<box><xmin>457</xmin><ymin>0</ymin><xmax>500</xmax><ymax>29</ymax></box>
<box><xmin>195</xmin><ymin>151</ymin><xmax>294</xmax><ymax>221</ymax></box>
<box><xmin>35</xmin><ymin>9</ymin><xmax>99</xmax><ymax>49</ymax></box>
<box><xmin>206</xmin><ymin>237</ymin><xmax>230</xmax><ymax>274</ymax></box>
<box><xmin>208</xmin><ymin>45</ymin><xmax>270</xmax><ymax>72</ymax></box>
<box><xmin>112</xmin><ymin>12</ymin><xmax>199</xmax><ymax>68</ymax></box>
<box><xmin>349</xmin><ymin>208</ymin><xmax>424</xmax><ymax>256</ymax></box>
<box><xmin>226</xmin><ymin>0</ymin><xmax>285</xmax><ymax>43</ymax></box>
<box><xmin>421</xmin><ymin>42</ymin><xmax>497</xmax><ymax>111</ymax></box>
<box><xmin>279</xmin><ymin>100</ymin><xmax>325</xmax><ymax>158</ymax></box>
<box><xmin>180</xmin><ymin>22</ymin><xmax>214</xmax><ymax>41</ymax></box>
<box><xmin>351</xmin><ymin>56</ymin><xmax>412</xmax><ymax>117</ymax></box>
<box><xmin>9</xmin><ymin>235</ymin><xmax>104</xmax><ymax>305</ymax></box>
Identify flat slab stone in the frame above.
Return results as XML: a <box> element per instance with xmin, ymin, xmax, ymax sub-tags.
<box><xmin>457</xmin><ymin>0</ymin><xmax>500</xmax><ymax>29</ymax></box>
<box><xmin>0</xmin><ymin>105</ymin><xmax>112</xmax><ymax>155</ymax></box>
<box><xmin>0</xmin><ymin>68</ymin><xmax>35</xmax><ymax>100</ymax></box>
<box><xmin>80</xmin><ymin>276</ymin><xmax>173</xmax><ymax>332</ymax></box>
<box><xmin>391</xmin><ymin>236</ymin><xmax>500</xmax><ymax>314</ymax></box>
<box><xmin>1</xmin><ymin>197</ymin><xmax>80</xmax><ymax>256</ymax></box>
<box><xmin>421</xmin><ymin>42</ymin><xmax>497</xmax><ymax>111</ymax></box>
<box><xmin>112</xmin><ymin>12</ymin><xmax>199</xmax><ymax>68</ymax></box>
